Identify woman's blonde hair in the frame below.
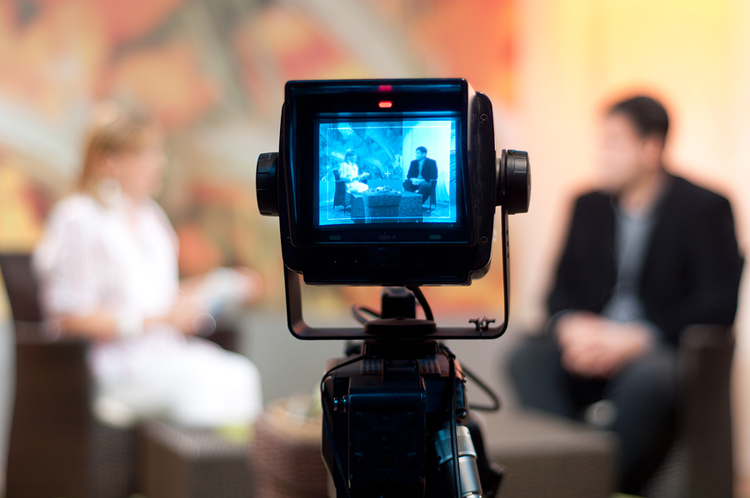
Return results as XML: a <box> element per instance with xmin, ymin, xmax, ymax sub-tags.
<box><xmin>78</xmin><ymin>100</ymin><xmax>156</xmax><ymax>200</ymax></box>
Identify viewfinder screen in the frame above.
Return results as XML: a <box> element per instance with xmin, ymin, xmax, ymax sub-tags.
<box><xmin>316</xmin><ymin>117</ymin><xmax>459</xmax><ymax>227</ymax></box>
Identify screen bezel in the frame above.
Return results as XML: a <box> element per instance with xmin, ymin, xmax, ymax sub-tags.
<box><xmin>286</xmin><ymin>80</ymin><xmax>470</xmax><ymax>246</ymax></box>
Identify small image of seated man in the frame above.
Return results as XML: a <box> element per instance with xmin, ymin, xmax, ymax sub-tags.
<box><xmin>403</xmin><ymin>146</ymin><xmax>437</xmax><ymax>203</ymax></box>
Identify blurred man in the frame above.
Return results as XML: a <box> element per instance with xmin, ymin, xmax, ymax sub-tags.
<box><xmin>509</xmin><ymin>96</ymin><xmax>743</xmax><ymax>492</ymax></box>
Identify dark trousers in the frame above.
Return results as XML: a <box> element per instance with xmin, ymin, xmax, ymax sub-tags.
<box><xmin>508</xmin><ymin>336</ymin><xmax>678</xmax><ymax>492</ymax></box>
<box><xmin>403</xmin><ymin>179</ymin><xmax>431</xmax><ymax>203</ymax></box>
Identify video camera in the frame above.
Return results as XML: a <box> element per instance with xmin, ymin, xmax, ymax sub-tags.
<box><xmin>257</xmin><ymin>79</ymin><xmax>530</xmax><ymax>498</ymax></box>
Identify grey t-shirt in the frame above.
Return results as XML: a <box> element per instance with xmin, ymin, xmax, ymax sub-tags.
<box><xmin>600</xmin><ymin>203</ymin><xmax>661</xmax><ymax>336</ymax></box>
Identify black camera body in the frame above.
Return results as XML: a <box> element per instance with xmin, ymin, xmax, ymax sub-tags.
<box><xmin>257</xmin><ymin>79</ymin><xmax>529</xmax><ymax>288</ymax></box>
<box><xmin>257</xmin><ymin>79</ymin><xmax>530</xmax><ymax>498</ymax></box>
<box><xmin>322</xmin><ymin>341</ymin><xmax>470</xmax><ymax>498</ymax></box>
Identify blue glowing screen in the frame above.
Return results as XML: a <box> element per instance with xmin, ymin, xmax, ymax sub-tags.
<box><xmin>316</xmin><ymin>118</ymin><xmax>458</xmax><ymax>227</ymax></box>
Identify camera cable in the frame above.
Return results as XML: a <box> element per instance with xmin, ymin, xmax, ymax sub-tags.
<box><xmin>440</xmin><ymin>343</ymin><xmax>463</xmax><ymax>498</ymax></box>
<box><xmin>461</xmin><ymin>364</ymin><xmax>501</xmax><ymax>412</ymax></box>
<box><xmin>406</xmin><ymin>285</ymin><xmax>434</xmax><ymax>321</ymax></box>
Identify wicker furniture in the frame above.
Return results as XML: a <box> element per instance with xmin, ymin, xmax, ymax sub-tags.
<box><xmin>347</xmin><ymin>192</ymin><xmax>365</xmax><ymax>223</ymax></box>
<box><xmin>1</xmin><ymin>253</ymin><xmax>248</xmax><ymax>498</ymax></box>
<box><xmin>398</xmin><ymin>191</ymin><xmax>423</xmax><ymax>222</ymax></box>
<box><xmin>140</xmin><ymin>421</ymin><xmax>254</xmax><ymax>498</ymax></box>
<box><xmin>363</xmin><ymin>189</ymin><xmax>402</xmax><ymax>222</ymax></box>
<box><xmin>640</xmin><ymin>325</ymin><xmax>735</xmax><ymax>498</ymax></box>
<box><xmin>0</xmin><ymin>253</ymin><xmax>138</xmax><ymax>498</ymax></box>
<box><xmin>332</xmin><ymin>170</ymin><xmax>348</xmax><ymax>212</ymax></box>
<box><xmin>249</xmin><ymin>397</ymin><xmax>327</xmax><ymax>498</ymax></box>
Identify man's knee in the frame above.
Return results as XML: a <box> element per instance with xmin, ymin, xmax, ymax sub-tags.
<box><xmin>403</xmin><ymin>180</ymin><xmax>415</xmax><ymax>192</ymax></box>
<box><xmin>612</xmin><ymin>347</ymin><xmax>678</xmax><ymax>403</ymax></box>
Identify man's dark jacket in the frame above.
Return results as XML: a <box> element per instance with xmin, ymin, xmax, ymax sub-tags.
<box><xmin>548</xmin><ymin>174</ymin><xmax>743</xmax><ymax>346</ymax></box>
<box><xmin>407</xmin><ymin>158</ymin><xmax>438</xmax><ymax>182</ymax></box>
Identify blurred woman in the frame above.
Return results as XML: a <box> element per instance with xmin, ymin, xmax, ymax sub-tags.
<box><xmin>33</xmin><ymin>100</ymin><xmax>263</xmax><ymax>428</ymax></box>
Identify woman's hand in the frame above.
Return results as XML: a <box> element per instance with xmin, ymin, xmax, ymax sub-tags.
<box><xmin>159</xmin><ymin>293</ymin><xmax>211</xmax><ymax>335</ymax></box>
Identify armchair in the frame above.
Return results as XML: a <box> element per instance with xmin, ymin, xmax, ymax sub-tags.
<box><xmin>1</xmin><ymin>252</ymin><xmax>245</xmax><ymax>498</ymax></box>
<box><xmin>333</xmin><ymin>169</ymin><xmax>348</xmax><ymax>212</ymax></box>
<box><xmin>0</xmin><ymin>253</ymin><xmax>137</xmax><ymax>498</ymax></box>
<box><xmin>427</xmin><ymin>179</ymin><xmax>437</xmax><ymax>212</ymax></box>
<box><xmin>641</xmin><ymin>324</ymin><xmax>734</xmax><ymax>498</ymax></box>
<box><xmin>504</xmin><ymin>322</ymin><xmax>736</xmax><ymax>497</ymax></box>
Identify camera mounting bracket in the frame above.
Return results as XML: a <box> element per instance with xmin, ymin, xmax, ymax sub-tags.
<box><xmin>282</xmin><ymin>205</ymin><xmax>511</xmax><ymax>341</ymax></box>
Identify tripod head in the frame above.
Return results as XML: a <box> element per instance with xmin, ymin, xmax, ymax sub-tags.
<box><xmin>321</xmin><ymin>288</ymin><xmax>503</xmax><ymax>498</ymax></box>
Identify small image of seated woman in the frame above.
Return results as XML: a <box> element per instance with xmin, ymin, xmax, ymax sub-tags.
<box><xmin>339</xmin><ymin>150</ymin><xmax>369</xmax><ymax>193</ymax></box>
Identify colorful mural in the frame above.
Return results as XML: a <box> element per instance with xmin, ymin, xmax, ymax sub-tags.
<box><xmin>0</xmin><ymin>0</ymin><xmax>517</xmax><ymax>313</ymax></box>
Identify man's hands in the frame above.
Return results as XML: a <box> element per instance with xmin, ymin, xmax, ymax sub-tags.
<box><xmin>556</xmin><ymin>312</ymin><xmax>655</xmax><ymax>378</ymax></box>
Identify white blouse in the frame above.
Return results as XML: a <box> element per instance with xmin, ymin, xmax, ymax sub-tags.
<box><xmin>32</xmin><ymin>191</ymin><xmax>264</xmax><ymax>427</ymax></box>
<box><xmin>34</xmin><ymin>192</ymin><xmax>179</xmax><ymax>326</ymax></box>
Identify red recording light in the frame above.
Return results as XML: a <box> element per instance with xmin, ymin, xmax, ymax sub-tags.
<box><xmin>378</xmin><ymin>85</ymin><xmax>392</xmax><ymax>92</ymax></box>
<box><xmin>378</xmin><ymin>101</ymin><xmax>393</xmax><ymax>108</ymax></box>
